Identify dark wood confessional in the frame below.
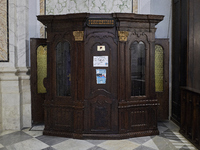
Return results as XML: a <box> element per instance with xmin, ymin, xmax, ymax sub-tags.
<box><xmin>37</xmin><ymin>13</ymin><xmax>163</xmax><ymax>139</ymax></box>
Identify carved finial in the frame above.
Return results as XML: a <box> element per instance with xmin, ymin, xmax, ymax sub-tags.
<box><xmin>73</xmin><ymin>31</ymin><xmax>84</xmax><ymax>41</ymax></box>
<box><xmin>118</xmin><ymin>31</ymin><xmax>129</xmax><ymax>42</ymax></box>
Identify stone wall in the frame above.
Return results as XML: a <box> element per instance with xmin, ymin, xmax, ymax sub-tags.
<box><xmin>0</xmin><ymin>0</ymin><xmax>8</xmax><ymax>61</ymax></box>
<box><xmin>0</xmin><ymin>0</ymin><xmax>31</xmax><ymax>131</ymax></box>
<box><xmin>46</xmin><ymin>0</ymin><xmax>132</xmax><ymax>15</ymax></box>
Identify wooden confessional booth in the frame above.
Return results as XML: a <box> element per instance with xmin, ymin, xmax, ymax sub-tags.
<box><xmin>37</xmin><ymin>13</ymin><xmax>163</xmax><ymax>139</ymax></box>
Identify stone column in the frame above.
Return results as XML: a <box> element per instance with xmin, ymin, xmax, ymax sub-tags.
<box><xmin>16</xmin><ymin>0</ymin><xmax>31</xmax><ymax>129</ymax></box>
<box><xmin>0</xmin><ymin>0</ymin><xmax>31</xmax><ymax>131</ymax></box>
<box><xmin>0</xmin><ymin>68</ymin><xmax>20</xmax><ymax>130</ymax></box>
<box><xmin>16</xmin><ymin>67</ymin><xmax>31</xmax><ymax>129</ymax></box>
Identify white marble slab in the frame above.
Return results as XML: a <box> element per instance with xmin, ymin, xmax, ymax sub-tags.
<box><xmin>2</xmin><ymin>100</ymin><xmax>20</xmax><ymax>130</ymax></box>
<box><xmin>89</xmin><ymin>0</ymin><xmax>131</xmax><ymax>13</ymax></box>
<box><xmin>52</xmin><ymin>139</ymin><xmax>94</xmax><ymax>150</ymax></box>
<box><xmin>143</xmin><ymin>138</ymin><xmax>159</xmax><ymax>150</ymax></box>
<box><xmin>22</xmin><ymin>128</ymin><xmax>43</xmax><ymax>138</ymax></box>
<box><xmin>46</xmin><ymin>0</ymin><xmax>132</xmax><ymax>14</ymax></box>
<box><xmin>68</xmin><ymin>0</ymin><xmax>89</xmax><ymax>13</ymax></box>
<box><xmin>98</xmin><ymin>140</ymin><xmax>140</xmax><ymax>150</ymax></box>
<box><xmin>0</xmin><ymin>130</ymin><xmax>16</xmax><ymax>137</ymax></box>
<box><xmin>6</xmin><ymin>138</ymin><xmax>49</xmax><ymax>150</ymax></box>
<box><xmin>16</xmin><ymin>0</ymin><xmax>29</xmax><ymax>67</ymax></box>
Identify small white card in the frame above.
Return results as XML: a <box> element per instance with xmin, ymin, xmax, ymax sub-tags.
<box><xmin>97</xmin><ymin>45</ymin><xmax>105</xmax><ymax>51</ymax></box>
<box><xmin>93</xmin><ymin>56</ymin><xmax>108</xmax><ymax>67</ymax></box>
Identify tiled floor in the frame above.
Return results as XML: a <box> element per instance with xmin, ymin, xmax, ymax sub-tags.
<box><xmin>0</xmin><ymin>121</ymin><xmax>197</xmax><ymax>150</ymax></box>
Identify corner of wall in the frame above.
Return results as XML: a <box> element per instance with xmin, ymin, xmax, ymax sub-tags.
<box><xmin>0</xmin><ymin>67</ymin><xmax>20</xmax><ymax>130</ymax></box>
<box><xmin>0</xmin><ymin>67</ymin><xmax>31</xmax><ymax>131</ymax></box>
<box><xmin>16</xmin><ymin>67</ymin><xmax>31</xmax><ymax>129</ymax></box>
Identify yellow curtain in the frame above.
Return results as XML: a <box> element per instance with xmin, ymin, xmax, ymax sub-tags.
<box><xmin>155</xmin><ymin>45</ymin><xmax>164</xmax><ymax>92</ymax></box>
<box><xmin>37</xmin><ymin>45</ymin><xmax>47</xmax><ymax>93</ymax></box>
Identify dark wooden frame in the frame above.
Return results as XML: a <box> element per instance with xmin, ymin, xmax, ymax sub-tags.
<box><xmin>155</xmin><ymin>38</ymin><xmax>169</xmax><ymax>120</ymax></box>
<box><xmin>126</xmin><ymin>33</ymin><xmax>151</xmax><ymax>101</ymax></box>
<box><xmin>172</xmin><ymin>0</ymin><xmax>188</xmax><ymax>125</ymax></box>
<box><xmin>180</xmin><ymin>87</ymin><xmax>200</xmax><ymax>149</ymax></box>
<box><xmin>30</xmin><ymin>38</ymin><xmax>47</xmax><ymax>124</ymax></box>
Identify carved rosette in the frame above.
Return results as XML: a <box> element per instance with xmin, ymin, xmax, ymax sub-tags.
<box><xmin>118</xmin><ymin>31</ymin><xmax>129</xmax><ymax>42</ymax></box>
<box><xmin>73</xmin><ymin>31</ymin><xmax>84</xmax><ymax>41</ymax></box>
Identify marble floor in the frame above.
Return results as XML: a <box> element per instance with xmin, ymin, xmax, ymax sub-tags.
<box><xmin>0</xmin><ymin>121</ymin><xmax>197</xmax><ymax>150</ymax></box>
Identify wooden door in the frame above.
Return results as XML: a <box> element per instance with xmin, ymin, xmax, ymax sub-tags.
<box><xmin>172</xmin><ymin>0</ymin><xmax>188</xmax><ymax>124</ymax></box>
<box><xmin>155</xmin><ymin>39</ymin><xmax>169</xmax><ymax>120</ymax></box>
<box><xmin>84</xmin><ymin>32</ymin><xmax>118</xmax><ymax>134</ymax></box>
<box><xmin>30</xmin><ymin>38</ymin><xmax>47</xmax><ymax>124</ymax></box>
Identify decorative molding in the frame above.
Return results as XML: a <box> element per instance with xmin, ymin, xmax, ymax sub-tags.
<box><xmin>40</xmin><ymin>0</ymin><xmax>46</xmax><ymax>38</ymax></box>
<box><xmin>0</xmin><ymin>0</ymin><xmax>8</xmax><ymax>61</ymax></box>
<box><xmin>133</xmin><ymin>0</ymin><xmax>138</xmax><ymax>13</ymax></box>
<box><xmin>73</xmin><ymin>31</ymin><xmax>84</xmax><ymax>41</ymax></box>
<box><xmin>129</xmin><ymin>31</ymin><xmax>150</xmax><ymax>44</ymax></box>
<box><xmin>85</xmin><ymin>32</ymin><xmax>117</xmax><ymax>45</ymax></box>
<box><xmin>118</xmin><ymin>31</ymin><xmax>129</xmax><ymax>42</ymax></box>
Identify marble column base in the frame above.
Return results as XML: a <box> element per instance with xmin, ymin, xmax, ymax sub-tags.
<box><xmin>16</xmin><ymin>67</ymin><xmax>31</xmax><ymax>129</ymax></box>
<box><xmin>0</xmin><ymin>67</ymin><xmax>31</xmax><ymax>132</ymax></box>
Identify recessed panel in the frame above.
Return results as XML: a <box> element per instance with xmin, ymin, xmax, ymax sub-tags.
<box><xmin>130</xmin><ymin>41</ymin><xmax>146</xmax><ymax>96</ymax></box>
<box><xmin>56</xmin><ymin>41</ymin><xmax>71</xmax><ymax>96</ymax></box>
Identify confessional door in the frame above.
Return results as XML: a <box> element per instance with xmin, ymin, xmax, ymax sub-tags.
<box><xmin>155</xmin><ymin>39</ymin><xmax>169</xmax><ymax>120</ymax></box>
<box><xmin>30</xmin><ymin>38</ymin><xmax>47</xmax><ymax>124</ymax></box>
<box><xmin>84</xmin><ymin>32</ymin><xmax>118</xmax><ymax>134</ymax></box>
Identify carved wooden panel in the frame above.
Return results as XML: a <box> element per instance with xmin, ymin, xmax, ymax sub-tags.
<box><xmin>193</xmin><ymin>95</ymin><xmax>200</xmax><ymax>145</ymax></box>
<box><xmin>53</xmin><ymin>107</ymin><xmax>74</xmax><ymax>131</ymax></box>
<box><xmin>85</xmin><ymin>95</ymin><xmax>117</xmax><ymax>133</ymax></box>
<box><xmin>180</xmin><ymin>90</ymin><xmax>187</xmax><ymax>133</ymax></box>
<box><xmin>180</xmin><ymin>87</ymin><xmax>200</xmax><ymax>149</ymax></box>
<box><xmin>91</xmin><ymin>96</ymin><xmax>112</xmax><ymax>132</ymax></box>
<box><xmin>186</xmin><ymin>92</ymin><xmax>193</xmax><ymax>138</ymax></box>
<box><xmin>127</xmin><ymin>107</ymin><xmax>157</xmax><ymax>132</ymax></box>
<box><xmin>129</xmin><ymin>108</ymin><xmax>148</xmax><ymax>131</ymax></box>
<box><xmin>74</xmin><ymin>109</ymin><xmax>84</xmax><ymax>133</ymax></box>
<box><xmin>119</xmin><ymin>110</ymin><xmax>128</xmax><ymax>133</ymax></box>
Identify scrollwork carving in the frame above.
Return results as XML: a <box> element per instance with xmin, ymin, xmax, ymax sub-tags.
<box><xmin>130</xmin><ymin>31</ymin><xmax>150</xmax><ymax>43</ymax></box>
<box><xmin>85</xmin><ymin>32</ymin><xmax>117</xmax><ymax>45</ymax></box>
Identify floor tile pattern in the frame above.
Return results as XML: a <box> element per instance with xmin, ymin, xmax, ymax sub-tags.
<box><xmin>0</xmin><ymin>121</ymin><xmax>197</xmax><ymax>150</ymax></box>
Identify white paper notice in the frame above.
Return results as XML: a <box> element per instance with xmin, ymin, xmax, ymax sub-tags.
<box><xmin>93</xmin><ymin>56</ymin><xmax>108</xmax><ymax>67</ymax></box>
